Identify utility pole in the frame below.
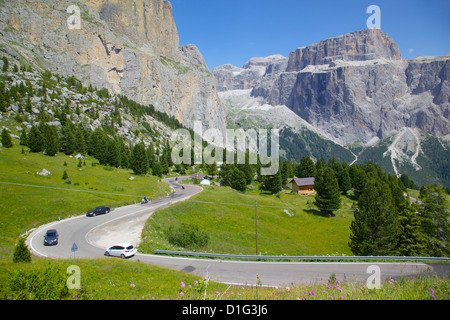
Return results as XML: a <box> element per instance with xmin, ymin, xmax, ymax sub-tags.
<box><xmin>255</xmin><ymin>200</ymin><xmax>258</xmax><ymax>256</ymax></box>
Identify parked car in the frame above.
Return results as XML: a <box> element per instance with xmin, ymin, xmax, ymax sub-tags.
<box><xmin>104</xmin><ymin>243</ymin><xmax>136</xmax><ymax>259</ymax></box>
<box><xmin>86</xmin><ymin>206</ymin><xmax>110</xmax><ymax>217</ymax></box>
<box><xmin>44</xmin><ymin>229</ymin><xmax>59</xmax><ymax>246</ymax></box>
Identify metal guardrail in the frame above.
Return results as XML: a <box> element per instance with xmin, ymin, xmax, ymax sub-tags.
<box><xmin>153</xmin><ymin>250</ymin><xmax>450</xmax><ymax>262</ymax></box>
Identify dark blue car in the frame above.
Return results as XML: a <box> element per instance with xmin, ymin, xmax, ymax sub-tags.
<box><xmin>86</xmin><ymin>206</ymin><xmax>110</xmax><ymax>217</ymax></box>
<box><xmin>44</xmin><ymin>229</ymin><xmax>58</xmax><ymax>246</ymax></box>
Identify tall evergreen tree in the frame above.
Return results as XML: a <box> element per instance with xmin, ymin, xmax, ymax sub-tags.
<box><xmin>338</xmin><ymin>162</ymin><xmax>352</xmax><ymax>195</ymax></box>
<box><xmin>0</xmin><ymin>90</ymin><xmax>6</xmax><ymax>112</ymax></box>
<box><xmin>351</xmin><ymin>166</ymin><xmax>368</xmax><ymax>199</ymax></box>
<box><xmin>106</xmin><ymin>138</ymin><xmax>121</xmax><ymax>168</ymax></box>
<box><xmin>263</xmin><ymin>165</ymin><xmax>283</xmax><ymax>194</ymax></box>
<box><xmin>130</xmin><ymin>143</ymin><xmax>148</xmax><ymax>175</ymax></box>
<box><xmin>396</xmin><ymin>203</ymin><xmax>427</xmax><ymax>256</ymax></box>
<box><xmin>349</xmin><ymin>179</ymin><xmax>399</xmax><ymax>255</ymax></box>
<box><xmin>1</xmin><ymin>128</ymin><xmax>13</xmax><ymax>148</ymax></box>
<box><xmin>2</xmin><ymin>56</ymin><xmax>9</xmax><ymax>72</ymax></box>
<box><xmin>27</xmin><ymin>126</ymin><xmax>44</xmax><ymax>153</ymax></box>
<box><xmin>89</xmin><ymin>130</ymin><xmax>109</xmax><ymax>165</ymax></box>
<box><xmin>314</xmin><ymin>168</ymin><xmax>341</xmax><ymax>216</ymax></box>
<box><xmin>74</xmin><ymin>125</ymin><xmax>87</xmax><ymax>155</ymax></box>
<box><xmin>418</xmin><ymin>185</ymin><xmax>450</xmax><ymax>256</ymax></box>
<box><xmin>59</xmin><ymin>124</ymin><xmax>76</xmax><ymax>155</ymax></box>
<box><xmin>229</xmin><ymin>167</ymin><xmax>247</xmax><ymax>192</ymax></box>
<box><xmin>43</xmin><ymin>124</ymin><xmax>59</xmax><ymax>156</ymax></box>
<box><xmin>151</xmin><ymin>160</ymin><xmax>163</xmax><ymax>178</ymax></box>
<box><xmin>19</xmin><ymin>127</ymin><xmax>28</xmax><ymax>146</ymax></box>
<box><xmin>296</xmin><ymin>156</ymin><xmax>316</xmax><ymax>178</ymax></box>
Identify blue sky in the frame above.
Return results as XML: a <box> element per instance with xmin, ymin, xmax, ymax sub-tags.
<box><xmin>170</xmin><ymin>0</ymin><xmax>450</xmax><ymax>69</ymax></box>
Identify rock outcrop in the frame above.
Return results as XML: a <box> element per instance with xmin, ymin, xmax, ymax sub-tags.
<box><xmin>0</xmin><ymin>0</ymin><xmax>226</xmax><ymax>132</ymax></box>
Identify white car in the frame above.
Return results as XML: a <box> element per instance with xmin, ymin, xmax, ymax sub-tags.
<box><xmin>104</xmin><ymin>243</ymin><xmax>137</xmax><ymax>259</ymax></box>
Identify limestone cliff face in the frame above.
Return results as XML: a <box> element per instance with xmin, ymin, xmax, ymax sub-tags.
<box><xmin>246</xmin><ymin>30</ymin><xmax>448</xmax><ymax>145</ymax></box>
<box><xmin>286</xmin><ymin>29</ymin><xmax>402</xmax><ymax>72</ymax></box>
<box><xmin>0</xmin><ymin>0</ymin><xmax>225</xmax><ymax>132</ymax></box>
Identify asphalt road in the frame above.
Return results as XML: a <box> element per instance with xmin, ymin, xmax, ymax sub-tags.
<box><xmin>27</xmin><ymin>177</ymin><xmax>449</xmax><ymax>287</ymax></box>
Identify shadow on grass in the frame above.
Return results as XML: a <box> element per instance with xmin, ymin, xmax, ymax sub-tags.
<box><xmin>305</xmin><ymin>208</ymin><xmax>336</xmax><ymax>218</ymax></box>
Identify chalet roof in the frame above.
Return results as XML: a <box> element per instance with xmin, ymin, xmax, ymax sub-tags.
<box><xmin>291</xmin><ymin>177</ymin><xmax>315</xmax><ymax>187</ymax></box>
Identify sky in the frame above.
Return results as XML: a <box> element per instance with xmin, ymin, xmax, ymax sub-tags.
<box><xmin>169</xmin><ymin>0</ymin><xmax>450</xmax><ymax>70</ymax></box>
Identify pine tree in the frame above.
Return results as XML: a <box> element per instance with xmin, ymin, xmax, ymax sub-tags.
<box><xmin>43</xmin><ymin>124</ymin><xmax>59</xmax><ymax>156</ymax></box>
<box><xmin>2</xmin><ymin>56</ymin><xmax>9</xmax><ymax>72</ymax></box>
<box><xmin>106</xmin><ymin>138</ymin><xmax>121</xmax><ymax>168</ymax></box>
<box><xmin>151</xmin><ymin>160</ymin><xmax>162</xmax><ymax>178</ymax></box>
<box><xmin>130</xmin><ymin>143</ymin><xmax>148</xmax><ymax>175</ymax></box>
<box><xmin>1</xmin><ymin>128</ymin><xmax>13</xmax><ymax>148</ymax></box>
<box><xmin>12</xmin><ymin>237</ymin><xmax>31</xmax><ymax>263</ymax></box>
<box><xmin>0</xmin><ymin>90</ymin><xmax>6</xmax><ymax>112</ymax></box>
<box><xmin>314</xmin><ymin>168</ymin><xmax>341</xmax><ymax>216</ymax></box>
<box><xmin>229</xmin><ymin>167</ymin><xmax>247</xmax><ymax>192</ymax></box>
<box><xmin>296</xmin><ymin>156</ymin><xmax>316</xmax><ymax>178</ymax></box>
<box><xmin>396</xmin><ymin>203</ymin><xmax>427</xmax><ymax>256</ymax></box>
<box><xmin>62</xmin><ymin>170</ymin><xmax>69</xmax><ymax>180</ymax></box>
<box><xmin>27</xmin><ymin>126</ymin><xmax>44</xmax><ymax>152</ymax></box>
<box><xmin>418</xmin><ymin>184</ymin><xmax>449</xmax><ymax>256</ymax></box>
<box><xmin>59</xmin><ymin>124</ymin><xmax>76</xmax><ymax>155</ymax></box>
<box><xmin>74</xmin><ymin>126</ymin><xmax>86</xmax><ymax>155</ymax></box>
<box><xmin>349</xmin><ymin>179</ymin><xmax>399</xmax><ymax>255</ymax></box>
<box><xmin>19</xmin><ymin>128</ymin><xmax>28</xmax><ymax>146</ymax></box>
<box><xmin>351</xmin><ymin>166</ymin><xmax>368</xmax><ymax>199</ymax></box>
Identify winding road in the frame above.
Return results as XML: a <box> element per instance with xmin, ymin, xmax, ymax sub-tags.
<box><xmin>27</xmin><ymin>177</ymin><xmax>448</xmax><ymax>287</ymax></box>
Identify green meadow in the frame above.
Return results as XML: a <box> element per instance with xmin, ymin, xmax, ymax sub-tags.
<box><xmin>140</xmin><ymin>184</ymin><xmax>355</xmax><ymax>256</ymax></box>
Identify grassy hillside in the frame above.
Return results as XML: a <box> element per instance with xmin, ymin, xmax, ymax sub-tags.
<box><xmin>140</xmin><ymin>185</ymin><xmax>355</xmax><ymax>256</ymax></box>
<box><xmin>1</xmin><ymin>258</ymin><xmax>448</xmax><ymax>300</ymax></box>
<box><xmin>0</xmin><ymin>145</ymin><xmax>170</xmax><ymax>259</ymax></box>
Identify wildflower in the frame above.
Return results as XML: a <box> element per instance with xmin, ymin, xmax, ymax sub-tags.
<box><xmin>194</xmin><ymin>281</ymin><xmax>198</xmax><ymax>285</ymax></box>
<box><xmin>430</xmin><ymin>294</ymin><xmax>436</xmax><ymax>300</ymax></box>
<box><xmin>329</xmin><ymin>295</ymin><xmax>333</xmax><ymax>300</ymax></box>
<box><xmin>180</xmin><ymin>292</ymin><xmax>184</xmax><ymax>297</ymax></box>
<box><xmin>340</xmin><ymin>295</ymin><xmax>344</xmax><ymax>300</ymax></box>
<box><xmin>130</xmin><ymin>283</ymin><xmax>135</xmax><ymax>288</ymax></box>
<box><xmin>429</xmin><ymin>287</ymin><xmax>435</xmax><ymax>295</ymax></box>
<box><xmin>180</xmin><ymin>281</ymin><xmax>185</xmax><ymax>288</ymax></box>
<box><xmin>188</xmin><ymin>285</ymin><xmax>192</xmax><ymax>289</ymax></box>
<box><xmin>309</xmin><ymin>290</ymin><xmax>315</xmax><ymax>296</ymax></box>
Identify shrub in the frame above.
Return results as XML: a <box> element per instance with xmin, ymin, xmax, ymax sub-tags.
<box><xmin>165</xmin><ymin>223</ymin><xmax>209</xmax><ymax>250</ymax></box>
<box><xmin>12</xmin><ymin>237</ymin><xmax>31</xmax><ymax>263</ymax></box>
<box><xmin>8</xmin><ymin>264</ymin><xmax>69</xmax><ymax>300</ymax></box>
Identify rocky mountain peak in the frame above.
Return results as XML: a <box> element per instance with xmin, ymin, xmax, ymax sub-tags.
<box><xmin>213</xmin><ymin>54</ymin><xmax>287</xmax><ymax>92</ymax></box>
<box><xmin>286</xmin><ymin>28</ymin><xmax>402</xmax><ymax>72</ymax></box>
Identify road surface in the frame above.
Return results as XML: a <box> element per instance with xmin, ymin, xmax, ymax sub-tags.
<box><xmin>27</xmin><ymin>177</ymin><xmax>448</xmax><ymax>287</ymax></box>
